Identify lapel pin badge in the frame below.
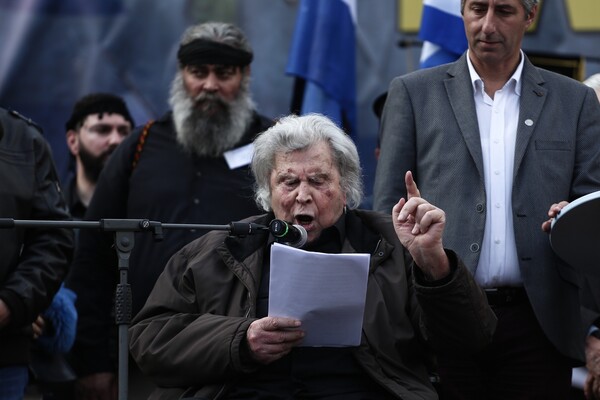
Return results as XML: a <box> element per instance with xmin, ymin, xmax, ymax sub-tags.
<box><xmin>524</xmin><ymin>119</ymin><xmax>534</xmax><ymax>126</ymax></box>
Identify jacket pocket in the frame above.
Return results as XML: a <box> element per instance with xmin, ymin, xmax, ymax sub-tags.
<box><xmin>534</xmin><ymin>140</ymin><xmax>571</xmax><ymax>151</ymax></box>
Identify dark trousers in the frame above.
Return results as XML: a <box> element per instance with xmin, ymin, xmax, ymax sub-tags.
<box><xmin>436</xmin><ymin>298</ymin><xmax>572</xmax><ymax>400</ymax></box>
<box><xmin>0</xmin><ymin>366</ymin><xmax>28</xmax><ymax>400</ymax></box>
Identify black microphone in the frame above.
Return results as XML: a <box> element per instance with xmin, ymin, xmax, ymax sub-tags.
<box><xmin>269</xmin><ymin>219</ymin><xmax>308</xmax><ymax>248</ymax></box>
<box><xmin>228</xmin><ymin>221</ymin><xmax>269</xmax><ymax>237</ymax></box>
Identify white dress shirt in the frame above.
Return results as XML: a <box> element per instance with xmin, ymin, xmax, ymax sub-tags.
<box><xmin>467</xmin><ymin>50</ymin><xmax>525</xmax><ymax>288</ymax></box>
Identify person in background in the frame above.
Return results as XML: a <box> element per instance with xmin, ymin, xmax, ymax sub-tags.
<box><xmin>0</xmin><ymin>107</ymin><xmax>73</xmax><ymax>400</ymax></box>
<box><xmin>129</xmin><ymin>113</ymin><xmax>496</xmax><ymax>400</ymax></box>
<box><xmin>28</xmin><ymin>93</ymin><xmax>134</xmax><ymax>400</ymax></box>
<box><xmin>373</xmin><ymin>0</ymin><xmax>600</xmax><ymax>398</ymax></box>
<box><xmin>583</xmin><ymin>73</ymin><xmax>600</xmax><ymax>102</ymax></box>
<box><xmin>371</xmin><ymin>91</ymin><xmax>387</xmax><ymax>161</ymax></box>
<box><xmin>66</xmin><ymin>21</ymin><xmax>272</xmax><ymax>400</ymax></box>
<box><xmin>358</xmin><ymin>91</ymin><xmax>386</xmax><ymax>210</ymax></box>
<box><xmin>64</xmin><ymin>93</ymin><xmax>135</xmax><ymax>219</ymax></box>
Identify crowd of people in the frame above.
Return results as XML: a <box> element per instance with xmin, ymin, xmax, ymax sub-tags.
<box><xmin>1</xmin><ymin>1</ymin><xmax>600</xmax><ymax>399</ymax></box>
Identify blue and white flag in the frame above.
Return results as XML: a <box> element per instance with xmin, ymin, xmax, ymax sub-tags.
<box><xmin>286</xmin><ymin>0</ymin><xmax>356</xmax><ymax>135</ymax></box>
<box><xmin>419</xmin><ymin>0</ymin><xmax>467</xmax><ymax>68</ymax></box>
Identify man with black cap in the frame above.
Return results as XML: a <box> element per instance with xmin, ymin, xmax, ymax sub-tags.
<box><xmin>65</xmin><ymin>21</ymin><xmax>272</xmax><ymax>400</ymax></box>
<box><xmin>64</xmin><ymin>93</ymin><xmax>134</xmax><ymax>219</ymax></box>
<box><xmin>25</xmin><ymin>94</ymin><xmax>133</xmax><ymax>399</ymax></box>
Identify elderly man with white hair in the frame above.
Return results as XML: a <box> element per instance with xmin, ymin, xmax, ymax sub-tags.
<box><xmin>129</xmin><ymin>113</ymin><xmax>496</xmax><ymax>400</ymax></box>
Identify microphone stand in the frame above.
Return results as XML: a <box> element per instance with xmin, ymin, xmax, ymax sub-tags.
<box><xmin>0</xmin><ymin>218</ymin><xmax>268</xmax><ymax>400</ymax></box>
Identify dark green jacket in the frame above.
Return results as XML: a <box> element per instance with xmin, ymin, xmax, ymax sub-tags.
<box><xmin>130</xmin><ymin>210</ymin><xmax>496</xmax><ymax>400</ymax></box>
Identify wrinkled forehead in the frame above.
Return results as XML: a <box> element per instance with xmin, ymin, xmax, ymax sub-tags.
<box><xmin>272</xmin><ymin>143</ymin><xmax>339</xmax><ymax>177</ymax></box>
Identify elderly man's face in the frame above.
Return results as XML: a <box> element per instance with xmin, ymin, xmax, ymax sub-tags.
<box><xmin>182</xmin><ymin>64</ymin><xmax>245</xmax><ymax>114</ymax></box>
<box><xmin>269</xmin><ymin>141</ymin><xmax>346</xmax><ymax>243</ymax></box>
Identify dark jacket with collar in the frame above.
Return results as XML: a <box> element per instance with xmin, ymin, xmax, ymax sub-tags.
<box><xmin>66</xmin><ymin>111</ymin><xmax>272</xmax><ymax>377</ymax></box>
<box><xmin>129</xmin><ymin>210</ymin><xmax>496</xmax><ymax>400</ymax></box>
<box><xmin>0</xmin><ymin>108</ymin><xmax>73</xmax><ymax>367</ymax></box>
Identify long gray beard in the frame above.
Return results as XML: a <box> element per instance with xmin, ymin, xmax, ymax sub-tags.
<box><xmin>169</xmin><ymin>72</ymin><xmax>255</xmax><ymax>157</ymax></box>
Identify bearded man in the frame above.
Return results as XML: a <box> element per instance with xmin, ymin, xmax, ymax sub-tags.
<box><xmin>64</xmin><ymin>93</ymin><xmax>134</xmax><ymax>219</ymax></box>
<box><xmin>27</xmin><ymin>94</ymin><xmax>133</xmax><ymax>400</ymax></box>
<box><xmin>65</xmin><ymin>22</ymin><xmax>272</xmax><ymax>400</ymax></box>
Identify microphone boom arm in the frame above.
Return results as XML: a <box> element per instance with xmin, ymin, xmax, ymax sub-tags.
<box><xmin>0</xmin><ymin>217</ymin><xmax>268</xmax><ymax>400</ymax></box>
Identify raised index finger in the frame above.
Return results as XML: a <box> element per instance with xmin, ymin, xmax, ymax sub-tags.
<box><xmin>405</xmin><ymin>170</ymin><xmax>421</xmax><ymax>200</ymax></box>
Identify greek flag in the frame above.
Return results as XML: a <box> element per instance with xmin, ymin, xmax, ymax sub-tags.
<box><xmin>419</xmin><ymin>0</ymin><xmax>467</xmax><ymax>68</ymax></box>
<box><xmin>286</xmin><ymin>0</ymin><xmax>357</xmax><ymax>135</ymax></box>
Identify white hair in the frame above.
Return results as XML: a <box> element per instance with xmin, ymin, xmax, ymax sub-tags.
<box><xmin>251</xmin><ymin>114</ymin><xmax>363</xmax><ymax>211</ymax></box>
<box><xmin>583</xmin><ymin>73</ymin><xmax>600</xmax><ymax>91</ymax></box>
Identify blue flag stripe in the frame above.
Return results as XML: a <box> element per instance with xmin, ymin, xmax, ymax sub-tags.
<box><xmin>286</xmin><ymin>0</ymin><xmax>356</xmax><ymax>133</ymax></box>
<box><xmin>420</xmin><ymin>46</ymin><xmax>462</xmax><ymax>69</ymax></box>
<box><xmin>419</xmin><ymin>5</ymin><xmax>467</xmax><ymax>55</ymax></box>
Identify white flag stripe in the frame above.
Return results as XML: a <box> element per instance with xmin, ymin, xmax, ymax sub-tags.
<box><xmin>423</xmin><ymin>0</ymin><xmax>462</xmax><ymax>18</ymax></box>
<box><xmin>341</xmin><ymin>0</ymin><xmax>357</xmax><ymax>23</ymax></box>
<box><xmin>419</xmin><ymin>41</ymin><xmax>441</xmax><ymax>63</ymax></box>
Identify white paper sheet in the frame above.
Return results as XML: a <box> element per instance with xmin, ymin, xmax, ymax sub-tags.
<box><xmin>268</xmin><ymin>242</ymin><xmax>370</xmax><ymax>347</ymax></box>
<box><xmin>223</xmin><ymin>143</ymin><xmax>254</xmax><ymax>169</ymax></box>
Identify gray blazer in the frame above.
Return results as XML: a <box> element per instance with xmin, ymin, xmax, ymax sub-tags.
<box><xmin>373</xmin><ymin>53</ymin><xmax>600</xmax><ymax>362</ymax></box>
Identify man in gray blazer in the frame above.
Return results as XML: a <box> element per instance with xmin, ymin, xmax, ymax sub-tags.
<box><xmin>373</xmin><ymin>0</ymin><xmax>600</xmax><ymax>398</ymax></box>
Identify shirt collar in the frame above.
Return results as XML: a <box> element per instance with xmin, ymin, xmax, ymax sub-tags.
<box><xmin>466</xmin><ymin>49</ymin><xmax>525</xmax><ymax>96</ymax></box>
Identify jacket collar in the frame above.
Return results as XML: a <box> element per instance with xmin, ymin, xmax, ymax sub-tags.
<box><xmin>444</xmin><ymin>53</ymin><xmax>547</xmax><ymax>181</ymax></box>
<box><xmin>514</xmin><ymin>56</ymin><xmax>546</xmax><ymax>178</ymax></box>
<box><xmin>344</xmin><ymin>210</ymin><xmax>396</xmax><ymax>272</ymax></box>
<box><xmin>445</xmin><ymin>54</ymin><xmax>485</xmax><ymax>180</ymax></box>
<box><xmin>221</xmin><ymin>212</ymin><xmax>273</xmax><ymax>262</ymax></box>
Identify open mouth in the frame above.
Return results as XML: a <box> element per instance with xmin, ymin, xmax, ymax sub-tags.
<box><xmin>294</xmin><ymin>214</ymin><xmax>314</xmax><ymax>227</ymax></box>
